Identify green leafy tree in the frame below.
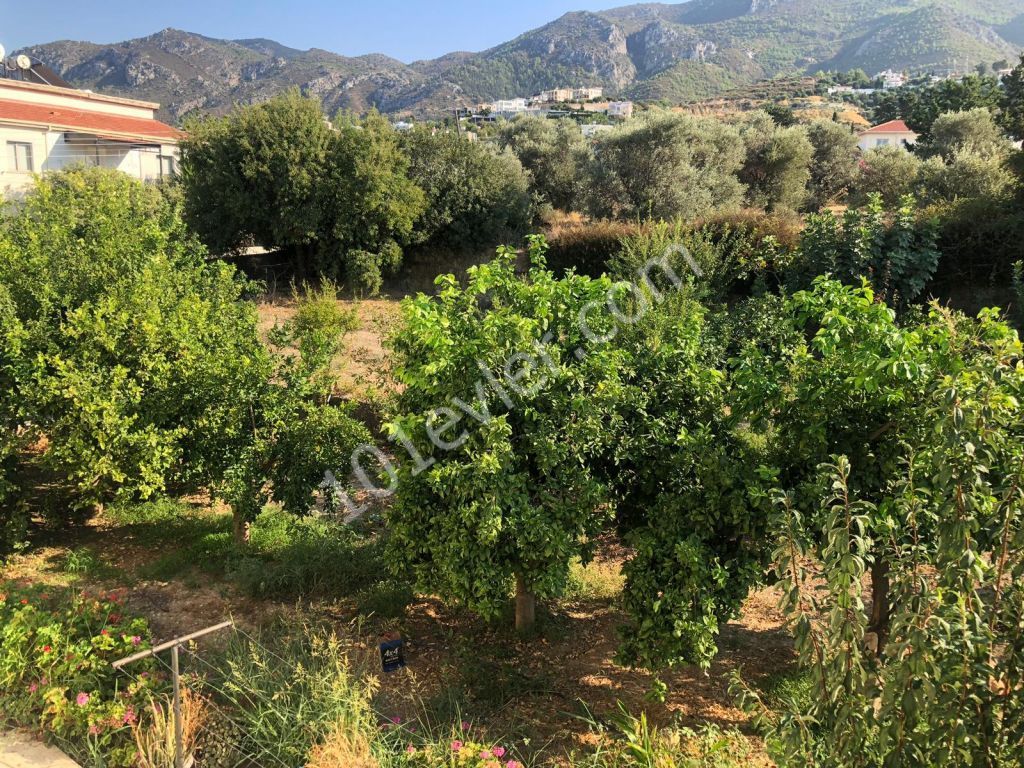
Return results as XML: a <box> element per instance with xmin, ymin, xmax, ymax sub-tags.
<box><xmin>873</xmin><ymin>74</ymin><xmax>1005</xmax><ymax>142</ymax></box>
<box><xmin>497</xmin><ymin>115</ymin><xmax>590</xmax><ymax>211</ymax></box>
<box><xmin>736</xmin><ymin>304</ymin><xmax>1024</xmax><ymax>767</ymax></box>
<box><xmin>401</xmin><ymin>127</ymin><xmax>533</xmax><ymax>249</ymax></box>
<box><xmin>1000</xmin><ymin>52</ymin><xmax>1024</xmax><ymax>140</ymax></box>
<box><xmin>385</xmin><ymin>237</ymin><xmax>620</xmax><ymax>631</ymax></box>
<box><xmin>584</xmin><ymin>113</ymin><xmax>746</xmax><ymax>221</ymax></box>
<box><xmin>318</xmin><ymin>110</ymin><xmax>425</xmax><ymax>290</ymax></box>
<box><xmin>607</xmin><ymin>294</ymin><xmax>772</xmax><ymax>669</ymax></box>
<box><xmin>180</xmin><ymin>90</ymin><xmax>332</xmax><ymax>258</ymax></box>
<box><xmin>733</xmin><ymin>279</ymin><xmax>1002</xmax><ymax>654</ymax></box>
<box><xmin>180</xmin><ymin>94</ymin><xmax>423</xmax><ymax>292</ymax></box>
<box><xmin>807</xmin><ymin>120</ymin><xmax>861</xmax><ymax>206</ymax></box>
<box><xmin>739</xmin><ymin>112</ymin><xmax>814</xmax><ymax>211</ymax></box>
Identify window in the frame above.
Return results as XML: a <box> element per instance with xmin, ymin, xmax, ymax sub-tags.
<box><xmin>159</xmin><ymin>154</ymin><xmax>176</xmax><ymax>178</ymax></box>
<box><xmin>875</xmin><ymin>138</ymin><xmax>890</xmax><ymax>147</ymax></box>
<box><xmin>7</xmin><ymin>141</ymin><xmax>33</xmax><ymax>172</ymax></box>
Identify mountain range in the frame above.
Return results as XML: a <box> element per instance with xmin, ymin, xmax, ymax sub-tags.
<box><xmin>16</xmin><ymin>0</ymin><xmax>1024</xmax><ymax>122</ymax></box>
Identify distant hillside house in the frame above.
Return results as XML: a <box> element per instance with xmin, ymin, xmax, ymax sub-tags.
<box><xmin>857</xmin><ymin>119</ymin><xmax>918</xmax><ymax>152</ymax></box>
<box><xmin>0</xmin><ymin>78</ymin><xmax>181</xmax><ymax>196</ymax></box>
<box><xmin>608</xmin><ymin>101</ymin><xmax>634</xmax><ymax>119</ymax></box>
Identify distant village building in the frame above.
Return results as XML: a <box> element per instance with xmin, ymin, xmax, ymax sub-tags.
<box><xmin>581</xmin><ymin>124</ymin><xmax>615</xmax><ymax>138</ymax></box>
<box><xmin>875</xmin><ymin>70</ymin><xmax>908</xmax><ymax>89</ymax></box>
<box><xmin>857</xmin><ymin>119</ymin><xmax>918</xmax><ymax>152</ymax></box>
<box><xmin>0</xmin><ymin>77</ymin><xmax>180</xmax><ymax>196</ymax></box>
<box><xmin>491</xmin><ymin>98</ymin><xmax>529</xmax><ymax>116</ymax></box>
<box><xmin>538</xmin><ymin>88</ymin><xmax>574</xmax><ymax>104</ymax></box>
<box><xmin>607</xmin><ymin>101</ymin><xmax>634</xmax><ymax>119</ymax></box>
<box><xmin>572</xmin><ymin>87</ymin><xmax>604</xmax><ymax>101</ymax></box>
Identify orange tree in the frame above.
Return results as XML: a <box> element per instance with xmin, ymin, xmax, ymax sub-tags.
<box><xmin>385</xmin><ymin>237</ymin><xmax>622</xmax><ymax>630</ymax></box>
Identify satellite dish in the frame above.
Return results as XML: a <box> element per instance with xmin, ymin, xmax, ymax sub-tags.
<box><xmin>15</xmin><ymin>54</ymin><xmax>31</xmax><ymax>70</ymax></box>
<box><xmin>0</xmin><ymin>45</ymin><xmax>6</xmax><ymax>63</ymax></box>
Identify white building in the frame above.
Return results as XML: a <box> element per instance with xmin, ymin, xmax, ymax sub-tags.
<box><xmin>573</xmin><ymin>87</ymin><xmax>604</xmax><ymax>101</ymax></box>
<box><xmin>875</xmin><ymin>70</ymin><xmax>907</xmax><ymax>89</ymax></box>
<box><xmin>0</xmin><ymin>78</ymin><xmax>180</xmax><ymax>196</ymax></box>
<box><xmin>581</xmin><ymin>124</ymin><xmax>615</xmax><ymax>138</ymax></box>
<box><xmin>607</xmin><ymin>101</ymin><xmax>634</xmax><ymax>119</ymax></box>
<box><xmin>491</xmin><ymin>98</ymin><xmax>529</xmax><ymax>116</ymax></box>
<box><xmin>857</xmin><ymin>119</ymin><xmax>918</xmax><ymax>152</ymax></box>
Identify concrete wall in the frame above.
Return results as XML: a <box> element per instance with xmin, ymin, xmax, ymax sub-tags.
<box><xmin>1</xmin><ymin>125</ymin><xmax>180</xmax><ymax>196</ymax></box>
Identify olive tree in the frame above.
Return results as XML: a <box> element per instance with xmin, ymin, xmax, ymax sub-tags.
<box><xmin>738</xmin><ymin>112</ymin><xmax>814</xmax><ymax>211</ymax></box>
<box><xmin>853</xmin><ymin>146</ymin><xmax>922</xmax><ymax>207</ymax></box>
<box><xmin>497</xmin><ymin>115</ymin><xmax>590</xmax><ymax>211</ymax></box>
<box><xmin>385</xmin><ymin>237</ymin><xmax>622</xmax><ymax>631</ymax></box>
<box><xmin>806</xmin><ymin>119</ymin><xmax>860</xmax><ymax>207</ymax></box>
<box><xmin>584</xmin><ymin>113</ymin><xmax>745</xmax><ymax>221</ymax></box>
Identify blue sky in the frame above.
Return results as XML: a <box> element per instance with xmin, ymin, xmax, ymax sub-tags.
<box><xmin>7</xmin><ymin>0</ymin><xmax>635</xmax><ymax>62</ymax></box>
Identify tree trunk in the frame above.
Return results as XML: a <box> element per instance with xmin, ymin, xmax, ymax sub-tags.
<box><xmin>515</xmin><ymin>573</ymin><xmax>536</xmax><ymax>633</ymax></box>
<box><xmin>232</xmin><ymin>509</ymin><xmax>250</xmax><ymax>546</ymax></box>
<box><xmin>868</xmin><ymin>557</ymin><xmax>890</xmax><ymax>655</ymax></box>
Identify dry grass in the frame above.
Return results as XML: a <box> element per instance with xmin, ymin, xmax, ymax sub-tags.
<box><xmin>306</xmin><ymin>723</ymin><xmax>379</xmax><ymax>768</ymax></box>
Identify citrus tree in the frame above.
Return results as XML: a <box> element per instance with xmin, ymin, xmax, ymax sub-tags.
<box><xmin>606</xmin><ymin>293</ymin><xmax>774</xmax><ymax>669</ymax></box>
<box><xmin>0</xmin><ymin>167</ymin><xmax>368</xmax><ymax>540</ymax></box>
<box><xmin>386</xmin><ymin>237</ymin><xmax>622</xmax><ymax>630</ymax></box>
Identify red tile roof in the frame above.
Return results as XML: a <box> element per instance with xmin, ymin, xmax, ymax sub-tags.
<box><xmin>0</xmin><ymin>99</ymin><xmax>181</xmax><ymax>142</ymax></box>
<box><xmin>862</xmin><ymin>119</ymin><xmax>915</xmax><ymax>134</ymax></box>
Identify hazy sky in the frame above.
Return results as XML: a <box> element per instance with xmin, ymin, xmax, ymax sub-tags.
<box><xmin>5</xmin><ymin>0</ymin><xmax>635</xmax><ymax>62</ymax></box>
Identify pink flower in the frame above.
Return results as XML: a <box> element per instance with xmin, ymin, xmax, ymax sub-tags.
<box><xmin>506</xmin><ymin>762</ymin><xmax>520</xmax><ymax>768</ymax></box>
<box><xmin>123</xmin><ymin>708</ymin><xmax>137</xmax><ymax>725</ymax></box>
<box><xmin>405</xmin><ymin>745</ymin><xmax>416</xmax><ymax>754</ymax></box>
<box><xmin>493</xmin><ymin>747</ymin><xmax>506</xmax><ymax>758</ymax></box>
<box><xmin>27</xmin><ymin>683</ymin><xmax>38</xmax><ymax>693</ymax></box>
<box><xmin>461</xmin><ymin>720</ymin><xmax>471</xmax><ymax>730</ymax></box>
<box><xmin>450</xmin><ymin>740</ymin><xmax>463</xmax><ymax>752</ymax></box>
<box><xmin>131</xmin><ymin>636</ymin><xmax>142</xmax><ymax>646</ymax></box>
<box><xmin>76</xmin><ymin>692</ymin><xmax>90</xmax><ymax>706</ymax></box>
<box><xmin>480</xmin><ymin>750</ymin><xmax>493</xmax><ymax>759</ymax></box>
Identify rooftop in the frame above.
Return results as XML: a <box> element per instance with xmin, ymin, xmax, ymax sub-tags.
<box><xmin>861</xmin><ymin>119</ymin><xmax>915</xmax><ymax>134</ymax></box>
<box><xmin>0</xmin><ymin>99</ymin><xmax>181</xmax><ymax>142</ymax></box>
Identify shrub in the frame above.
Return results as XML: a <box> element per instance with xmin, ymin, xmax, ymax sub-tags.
<box><xmin>789</xmin><ymin>194</ymin><xmax>940</xmax><ymax>308</ymax></box>
<box><xmin>544</xmin><ymin>219</ymin><xmax>640</xmax><ymax>277</ymax></box>
<box><xmin>0</xmin><ymin>583</ymin><xmax>164</xmax><ymax>767</ymax></box>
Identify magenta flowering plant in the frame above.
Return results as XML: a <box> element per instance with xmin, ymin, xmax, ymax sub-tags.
<box><xmin>401</xmin><ymin>733</ymin><xmax>522</xmax><ymax>768</ymax></box>
<box><xmin>0</xmin><ymin>582</ymin><xmax>165</xmax><ymax>767</ymax></box>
